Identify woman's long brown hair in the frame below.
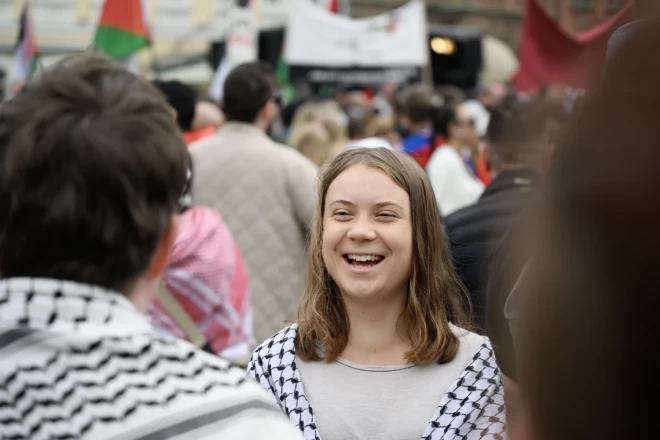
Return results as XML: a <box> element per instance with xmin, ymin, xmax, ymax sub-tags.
<box><xmin>296</xmin><ymin>147</ymin><xmax>472</xmax><ymax>365</ymax></box>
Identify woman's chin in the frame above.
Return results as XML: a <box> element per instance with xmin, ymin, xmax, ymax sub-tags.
<box><xmin>339</xmin><ymin>284</ymin><xmax>390</xmax><ymax>303</ymax></box>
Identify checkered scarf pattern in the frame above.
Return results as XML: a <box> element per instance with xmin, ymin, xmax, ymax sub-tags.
<box><xmin>248</xmin><ymin>324</ymin><xmax>507</xmax><ymax>440</ymax></box>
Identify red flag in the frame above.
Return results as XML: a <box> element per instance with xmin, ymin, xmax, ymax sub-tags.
<box><xmin>328</xmin><ymin>0</ymin><xmax>338</xmax><ymax>14</ymax></box>
<box><xmin>513</xmin><ymin>0</ymin><xmax>632</xmax><ymax>92</ymax></box>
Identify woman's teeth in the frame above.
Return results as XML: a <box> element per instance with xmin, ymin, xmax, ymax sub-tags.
<box><xmin>346</xmin><ymin>254</ymin><xmax>383</xmax><ymax>263</ymax></box>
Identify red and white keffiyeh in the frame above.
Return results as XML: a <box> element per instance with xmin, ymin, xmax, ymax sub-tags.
<box><xmin>147</xmin><ymin>206</ymin><xmax>253</xmax><ymax>361</ymax></box>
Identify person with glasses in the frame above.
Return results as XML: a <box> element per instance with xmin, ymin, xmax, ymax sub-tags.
<box><xmin>427</xmin><ymin>102</ymin><xmax>484</xmax><ymax>216</ymax></box>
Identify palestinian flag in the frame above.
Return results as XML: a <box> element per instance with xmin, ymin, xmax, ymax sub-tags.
<box><xmin>92</xmin><ymin>0</ymin><xmax>150</xmax><ymax>60</ymax></box>
<box><xmin>10</xmin><ymin>1</ymin><xmax>38</xmax><ymax>82</ymax></box>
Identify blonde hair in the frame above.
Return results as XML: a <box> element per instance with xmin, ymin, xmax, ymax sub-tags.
<box><xmin>316</xmin><ymin>104</ymin><xmax>347</xmax><ymax>144</ymax></box>
<box><xmin>290</xmin><ymin>122</ymin><xmax>335</xmax><ymax>167</ymax></box>
<box><xmin>289</xmin><ymin>102</ymin><xmax>319</xmax><ymax>134</ymax></box>
<box><xmin>363</xmin><ymin>115</ymin><xmax>394</xmax><ymax>139</ymax></box>
<box><xmin>288</xmin><ymin>101</ymin><xmax>348</xmax><ymax>162</ymax></box>
<box><xmin>296</xmin><ymin>147</ymin><xmax>472</xmax><ymax>365</ymax></box>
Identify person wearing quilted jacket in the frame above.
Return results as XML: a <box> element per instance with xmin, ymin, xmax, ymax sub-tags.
<box><xmin>190</xmin><ymin>62</ymin><xmax>318</xmax><ymax>343</ymax></box>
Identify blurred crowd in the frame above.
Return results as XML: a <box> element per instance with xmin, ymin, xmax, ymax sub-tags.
<box><xmin>148</xmin><ymin>66</ymin><xmax>580</xmax><ymax>343</ymax></box>
<box><xmin>1</xmin><ymin>15</ymin><xmax>659</xmax><ymax>440</ymax></box>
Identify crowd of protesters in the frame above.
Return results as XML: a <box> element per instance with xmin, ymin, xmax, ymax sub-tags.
<box><xmin>0</xmin><ymin>15</ymin><xmax>658</xmax><ymax>440</ymax></box>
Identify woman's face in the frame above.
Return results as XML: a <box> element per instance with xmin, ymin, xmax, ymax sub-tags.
<box><xmin>451</xmin><ymin>105</ymin><xmax>479</xmax><ymax>146</ymax></box>
<box><xmin>322</xmin><ymin>164</ymin><xmax>413</xmax><ymax>303</ymax></box>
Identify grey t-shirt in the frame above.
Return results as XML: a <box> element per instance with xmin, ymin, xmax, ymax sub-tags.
<box><xmin>296</xmin><ymin>328</ymin><xmax>484</xmax><ymax>440</ymax></box>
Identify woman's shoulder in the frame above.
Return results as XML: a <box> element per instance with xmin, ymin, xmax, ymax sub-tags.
<box><xmin>452</xmin><ymin>325</ymin><xmax>488</xmax><ymax>346</ymax></box>
<box><xmin>450</xmin><ymin>325</ymin><xmax>497</xmax><ymax>369</ymax></box>
<box><xmin>251</xmin><ymin>323</ymin><xmax>299</xmax><ymax>360</ymax></box>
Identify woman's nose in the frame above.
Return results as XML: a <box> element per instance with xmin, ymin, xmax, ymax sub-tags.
<box><xmin>346</xmin><ymin>218</ymin><xmax>377</xmax><ymax>241</ymax></box>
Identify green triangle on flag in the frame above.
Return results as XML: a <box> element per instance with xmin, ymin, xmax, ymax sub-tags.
<box><xmin>92</xmin><ymin>0</ymin><xmax>150</xmax><ymax>60</ymax></box>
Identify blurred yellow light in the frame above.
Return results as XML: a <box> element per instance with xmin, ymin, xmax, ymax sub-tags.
<box><xmin>431</xmin><ymin>37</ymin><xmax>456</xmax><ymax>55</ymax></box>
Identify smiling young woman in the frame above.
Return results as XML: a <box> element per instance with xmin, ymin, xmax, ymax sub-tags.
<box><xmin>248</xmin><ymin>147</ymin><xmax>507</xmax><ymax>440</ymax></box>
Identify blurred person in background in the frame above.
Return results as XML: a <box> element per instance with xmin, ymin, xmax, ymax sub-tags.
<box><xmin>316</xmin><ymin>101</ymin><xmax>349</xmax><ymax>151</ymax></box>
<box><xmin>348</xmin><ymin>114</ymin><xmax>401</xmax><ymax>151</ymax></box>
<box><xmin>0</xmin><ymin>54</ymin><xmax>301</xmax><ymax>440</ymax></box>
<box><xmin>281</xmin><ymin>81</ymin><xmax>316</xmax><ymax>134</ymax></box>
<box><xmin>372</xmin><ymin>80</ymin><xmax>398</xmax><ymax>117</ymax></box>
<box><xmin>427</xmin><ymin>103</ymin><xmax>484</xmax><ymax>216</ymax></box>
<box><xmin>482</xmin><ymin>115</ymin><xmax>561</xmax><ymax>440</ymax></box>
<box><xmin>486</xmin><ymin>19</ymin><xmax>660</xmax><ymax>440</ymax></box>
<box><xmin>346</xmin><ymin>112</ymin><xmax>373</xmax><ymax>143</ymax></box>
<box><xmin>512</xmin><ymin>91</ymin><xmax>657</xmax><ymax>440</ymax></box>
<box><xmin>147</xmin><ymin>203</ymin><xmax>253</xmax><ymax>363</ymax></box>
<box><xmin>516</xmin><ymin>17</ymin><xmax>660</xmax><ymax>440</ymax></box>
<box><xmin>539</xmin><ymin>83</ymin><xmax>571</xmax><ymax>124</ymax></box>
<box><xmin>150</xmin><ymin>86</ymin><xmax>252</xmax><ymax>363</ymax></box>
<box><xmin>287</xmin><ymin>101</ymin><xmax>320</xmax><ymax>138</ymax></box>
<box><xmin>288</xmin><ymin>101</ymin><xmax>348</xmax><ymax>160</ymax></box>
<box><xmin>464</xmin><ymin>83</ymin><xmax>505</xmax><ymax>186</ymax></box>
<box><xmin>347</xmin><ymin>118</ymin><xmax>366</xmax><ymax>143</ymax></box>
<box><xmin>331</xmin><ymin>84</ymin><xmax>349</xmax><ymax>109</ymax></box>
<box><xmin>249</xmin><ymin>147</ymin><xmax>506</xmax><ymax>440</ymax></box>
<box><xmin>344</xmin><ymin>90</ymin><xmax>375</xmax><ymax>143</ymax></box>
<box><xmin>463</xmin><ymin>83</ymin><xmax>499</xmax><ymax>138</ymax></box>
<box><xmin>190</xmin><ymin>62</ymin><xmax>318</xmax><ymax>343</ymax></box>
<box><xmin>344</xmin><ymin>89</ymin><xmax>372</xmax><ymax>117</ymax></box>
<box><xmin>345</xmin><ymin>115</ymin><xmax>400</xmax><ymax>151</ymax></box>
<box><xmin>398</xmin><ymin>84</ymin><xmax>436</xmax><ymax>167</ymax></box>
<box><xmin>431</xmin><ymin>84</ymin><xmax>465</xmax><ymax>149</ymax></box>
<box><xmin>392</xmin><ymin>87</ymin><xmax>409</xmax><ymax>137</ymax></box>
<box><xmin>187</xmin><ymin>99</ymin><xmax>225</xmax><ymax>143</ymax></box>
<box><xmin>153</xmin><ymin>80</ymin><xmax>196</xmax><ymax>139</ymax></box>
<box><xmin>289</xmin><ymin>121</ymin><xmax>334</xmax><ymax>166</ymax></box>
<box><xmin>445</xmin><ymin>97</ymin><xmax>548</xmax><ymax>333</ymax></box>
<box><xmin>153</xmin><ymin>80</ymin><xmax>196</xmax><ymax>211</ymax></box>
<box><xmin>434</xmin><ymin>85</ymin><xmax>466</xmax><ymax>110</ymax></box>
<box><xmin>153</xmin><ymin>80</ymin><xmax>224</xmax><ymax>145</ymax></box>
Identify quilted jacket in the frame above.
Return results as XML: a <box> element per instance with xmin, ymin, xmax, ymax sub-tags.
<box><xmin>190</xmin><ymin>123</ymin><xmax>318</xmax><ymax>343</ymax></box>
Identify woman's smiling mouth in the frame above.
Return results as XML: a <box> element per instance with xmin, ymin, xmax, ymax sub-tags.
<box><xmin>342</xmin><ymin>254</ymin><xmax>385</xmax><ymax>271</ymax></box>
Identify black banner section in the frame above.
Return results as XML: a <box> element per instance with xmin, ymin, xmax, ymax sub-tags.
<box><xmin>288</xmin><ymin>65</ymin><xmax>422</xmax><ymax>88</ymax></box>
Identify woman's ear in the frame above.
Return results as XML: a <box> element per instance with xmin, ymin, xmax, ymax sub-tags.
<box><xmin>147</xmin><ymin>216</ymin><xmax>178</xmax><ymax>280</ymax></box>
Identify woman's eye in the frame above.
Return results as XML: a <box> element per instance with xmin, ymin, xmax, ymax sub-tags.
<box><xmin>378</xmin><ymin>212</ymin><xmax>396</xmax><ymax>218</ymax></box>
<box><xmin>333</xmin><ymin>211</ymin><xmax>350</xmax><ymax>217</ymax></box>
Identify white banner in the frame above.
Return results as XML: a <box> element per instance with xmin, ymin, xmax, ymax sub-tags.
<box><xmin>226</xmin><ymin>3</ymin><xmax>258</xmax><ymax>66</ymax></box>
<box><xmin>209</xmin><ymin>1</ymin><xmax>258</xmax><ymax>101</ymax></box>
<box><xmin>259</xmin><ymin>0</ymin><xmax>293</xmax><ymax>29</ymax></box>
<box><xmin>285</xmin><ymin>0</ymin><xmax>428</xmax><ymax>67</ymax></box>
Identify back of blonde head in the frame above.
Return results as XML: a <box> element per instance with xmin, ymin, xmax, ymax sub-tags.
<box><xmin>288</xmin><ymin>101</ymin><xmax>348</xmax><ymax>165</ymax></box>
<box><xmin>290</xmin><ymin>122</ymin><xmax>334</xmax><ymax>166</ymax></box>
